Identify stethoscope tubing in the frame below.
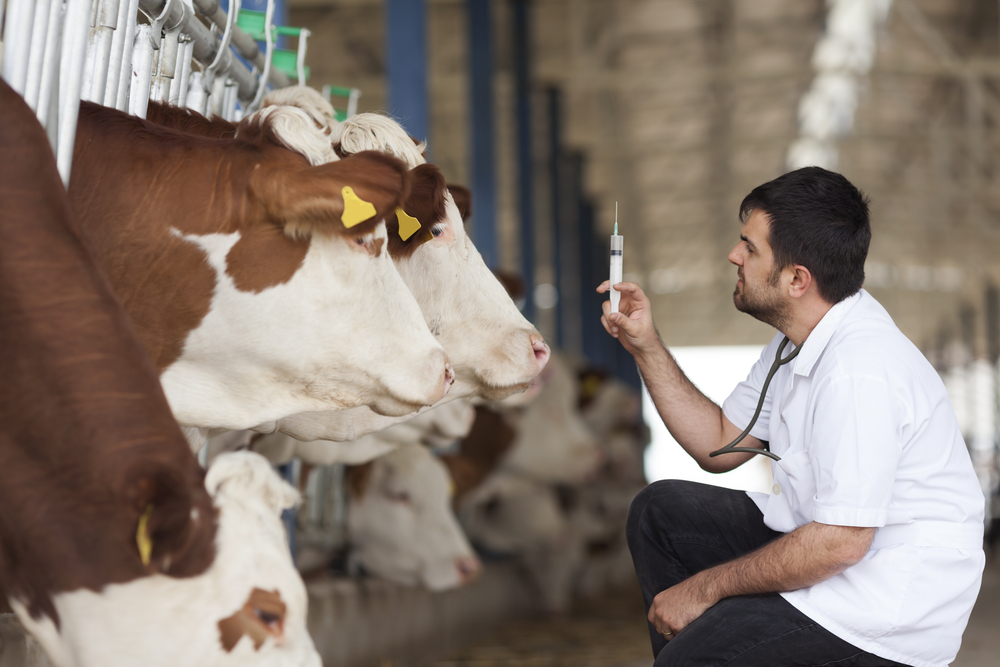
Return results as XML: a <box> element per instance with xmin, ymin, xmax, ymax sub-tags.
<box><xmin>708</xmin><ymin>336</ymin><xmax>801</xmax><ymax>462</ymax></box>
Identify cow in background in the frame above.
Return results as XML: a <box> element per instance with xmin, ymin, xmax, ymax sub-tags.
<box><xmin>0</xmin><ymin>80</ymin><xmax>319</xmax><ymax>667</ymax></box>
<box><xmin>68</xmin><ymin>101</ymin><xmax>453</xmax><ymax>440</ymax></box>
<box><xmin>342</xmin><ymin>444</ymin><xmax>482</xmax><ymax>591</ymax></box>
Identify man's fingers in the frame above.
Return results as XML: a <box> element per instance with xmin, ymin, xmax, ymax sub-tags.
<box><xmin>596</xmin><ymin>280</ymin><xmax>610</xmax><ymax>293</ymax></box>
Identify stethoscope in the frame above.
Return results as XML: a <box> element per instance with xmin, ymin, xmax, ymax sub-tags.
<box><xmin>708</xmin><ymin>336</ymin><xmax>801</xmax><ymax>462</ymax></box>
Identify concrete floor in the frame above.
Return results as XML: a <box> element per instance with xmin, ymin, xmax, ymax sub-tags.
<box><xmin>424</xmin><ymin>554</ymin><xmax>1000</xmax><ymax>667</ymax></box>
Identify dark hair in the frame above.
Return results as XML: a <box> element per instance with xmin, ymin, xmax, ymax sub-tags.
<box><xmin>739</xmin><ymin>166</ymin><xmax>871</xmax><ymax>304</ymax></box>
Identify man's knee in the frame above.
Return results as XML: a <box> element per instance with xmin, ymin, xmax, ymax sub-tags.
<box><xmin>627</xmin><ymin>479</ymin><xmax>702</xmax><ymax>546</ymax></box>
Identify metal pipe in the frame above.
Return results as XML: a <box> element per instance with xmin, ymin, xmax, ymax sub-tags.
<box><xmin>2</xmin><ymin>0</ymin><xmax>36</xmax><ymax>96</ymax></box>
<box><xmin>114</xmin><ymin>0</ymin><xmax>140</xmax><ymax>111</ymax></box>
<box><xmin>512</xmin><ymin>0</ymin><xmax>535</xmax><ymax>322</ymax></box>
<box><xmin>129</xmin><ymin>23</ymin><xmax>155</xmax><ymax>118</ymax></box>
<box><xmin>186</xmin><ymin>71</ymin><xmax>207</xmax><ymax>114</ymax></box>
<box><xmin>150</xmin><ymin>26</ymin><xmax>180</xmax><ymax>102</ymax></box>
<box><xmin>104</xmin><ymin>0</ymin><xmax>132</xmax><ymax>106</ymax></box>
<box><xmin>138</xmin><ymin>0</ymin><xmax>287</xmax><ymax>102</ymax></box>
<box><xmin>58</xmin><ymin>0</ymin><xmax>95</xmax><ymax>186</ymax></box>
<box><xmin>36</xmin><ymin>0</ymin><xmax>63</xmax><ymax>127</ymax></box>
<box><xmin>23</xmin><ymin>0</ymin><xmax>52</xmax><ymax>111</ymax></box>
<box><xmin>170</xmin><ymin>37</ymin><xmax>193</xmax><ymax>106</ymax></box>
<box><xmin>468</xmin><ymin>0</ymin><xmax>498</xmax><ymax>269</ymax></box>
<box><xmin>188</xmin><ymin>0</ymin><xmax>288</xmax><ymax>90</ymax></box>
<box><xmin>85</xmin><ymin>0</ymin><xmax>121</xmax><ymax>103</ymax></box>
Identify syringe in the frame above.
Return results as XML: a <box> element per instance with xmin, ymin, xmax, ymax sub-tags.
<box><xmin>610</xmin><ymin>203</ymin><xmax>623</xmax><ymax>314</ymax></box>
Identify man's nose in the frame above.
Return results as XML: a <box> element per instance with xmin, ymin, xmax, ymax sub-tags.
<box><xmin>728</xmin><ymin>245</ymin><xmax>742</xmax><ymax>266</ymax></box>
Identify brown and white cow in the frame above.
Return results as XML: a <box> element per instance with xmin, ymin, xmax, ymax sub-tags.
<box><xmin>68</xmin><ymin>102</ymin><xmax>453</xmax><ymax>436</ymax></box>
<box><xmin>343</xmin><ymin>444</ymin><xmax>482</xmax><ymax>591</ymax></box>
<box><xmin>0</xmin><ymin>80</ymin><xmax>318</xmax><ymax>667</ymax></box>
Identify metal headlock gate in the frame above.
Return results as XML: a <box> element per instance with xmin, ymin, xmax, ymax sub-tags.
<box><xmin>1</xmin><ymin>0</ymin><xmax>294</xmax><ymax>186</ymax></box>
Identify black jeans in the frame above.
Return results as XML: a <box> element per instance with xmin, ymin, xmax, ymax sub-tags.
<box><xmin>626</xmin><ymin>480</ymin><xmax>910</xmax><ymax>666</ymax></box>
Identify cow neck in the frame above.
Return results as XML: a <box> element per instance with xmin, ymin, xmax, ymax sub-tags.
<box><xmin>0</xmin><ymin>82</ymin><xmax>217</xmax><ymax>626</ymax></box>
<box><xmin>69</xmin><ymin>102</ymin><xmax>312</xmax><ymax>371</ymax></box>
<box><xmin>145</xmin><ymin>100</ymin><xmax>238</xmax><ymax>138</ymax></box>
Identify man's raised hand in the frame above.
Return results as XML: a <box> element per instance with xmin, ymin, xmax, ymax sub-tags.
<box><xmin>597</xmin><ymin>281</ymin><xmax>660</xmax><ymax>357</ymax></box>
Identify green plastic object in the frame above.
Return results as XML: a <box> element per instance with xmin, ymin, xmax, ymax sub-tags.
<box><xmin>236</xmin><ymin>9</ymin><xmax>269</xmax><ymax>41</ymax></box>
<box><xmin>271</xmin><ymin>49</ymin><xmax>309</xmax><ymax>81</ymax></box>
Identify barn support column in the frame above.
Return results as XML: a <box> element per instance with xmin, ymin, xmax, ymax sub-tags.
<box><xmin>468</xmin><ymin>0</ymin><xmax>498</xmax><ymax>269</ymax></box>
<box><xmin>547</xmin><ymin>87</ymin><xmax>564</xmax><ymax>346</ymax></box>
<box><xmin>512</xmin><ymin>0</ymin><xmax>535</xmax><ymax>322</ymax></box>
<box><xmin>385</xmin><ymin>0</ymin><xmax>429</xmax><ymax>142</ymax></box>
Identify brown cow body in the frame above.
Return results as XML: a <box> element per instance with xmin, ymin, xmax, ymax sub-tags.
<box><xmin>0</xmin><ymin>80</ymin><xmax>322</xmax><ymax>667</ymax></box>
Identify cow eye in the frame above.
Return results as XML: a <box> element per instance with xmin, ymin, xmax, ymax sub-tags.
<box><xmin>254</xmin><ymin>608</ymin><xmax>282</xmax><ymax>628</ymax></box>
<box><xmin>355</xmin><ymin>237</ymin><xmax>366</xmax><ymax>246</ymax></box>
<box><xmin>430</xmin><ymin>223</ymin><xmax>447</xmax><ymax>238</ymax></box>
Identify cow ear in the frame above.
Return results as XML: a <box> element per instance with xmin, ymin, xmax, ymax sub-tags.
<box><xmin>447</xmin><ymin>184</ymin><xmax>472</xmax><ymax>222</ymax></box>
<box><xmin>205</xmin><ymin>451</ymin><xmax>299</xmax><ymax>516</ymax></box>
<box><xmin>124</xmin><ymin>465</ymin><xmax>204</xmax><ymax>572</ymax></box>
<box><xmin>251</xmin><ymin>150</ymin><xmax>411</xmax><ymax>240</ymax></box>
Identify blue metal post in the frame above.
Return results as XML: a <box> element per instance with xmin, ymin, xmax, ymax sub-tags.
<box><xmin>385</xmin><ymin>0</ymin><xmax>429</xmax><ymax>142</ymax></box>
<box><xmin>468</xmin><ymin>0</ymin><xmax>498</xmax><ymax>269</ymax></box>
<box><xmin>512</xmin><ymin>0</ymin><xmax>534</xmax><ymax>322</ymax></box>
<box><xmin>547</xmin><ymin>86</ymin><xmax>563</xmax><ymax>346</ymax></box>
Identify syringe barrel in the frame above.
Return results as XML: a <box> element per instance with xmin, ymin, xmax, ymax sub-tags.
<box><xmin>611</xmin><ymin>235</ymin><xmax>623</xmax><ymax>254</ymax></box>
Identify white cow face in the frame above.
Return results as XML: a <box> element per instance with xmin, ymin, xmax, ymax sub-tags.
<box><xmin>498</xmin><ymin>353</ymin><xmax>602</xmax><ymax>484</ymax></box>
<box><xmin>15</xmin><ymin>453</ymin><xmax>320</xmax><ymax>667</ymax></box>
<box><xmin>347</xmin><ymin>444</ymin><xmax>481</xmax><ymax>591</ymax></box>
<box><xmin>458</xmin><ymin>473</ymin><xmax>582</xmax><ymax>613</ymax></box>
<box><xmin>160</xmin><ymin>220</ymin><xmax>453</xmax><ymax>433</ymax></box>
<box><xmin>391</xmin><ymin>192</ymin><xmax>549</xmax><ymax>400</ymax></box>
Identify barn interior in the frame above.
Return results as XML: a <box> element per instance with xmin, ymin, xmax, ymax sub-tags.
<box><xmin>2</xmin><ymin>0</ymin><xmax>1000</xmax><ymax>666</ymax></box>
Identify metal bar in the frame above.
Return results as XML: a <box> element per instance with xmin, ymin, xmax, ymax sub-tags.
<box><xmin>468</xmin><ymin>0</ymin><xmax>498</xmax><ymax>269</ymax></box>
<box><xmin>385</xmin><ymin>0</ymin><xmax>429</xmax><ymax>142</ymax></box>
<box><xmin>186</xmin><ymin>71</ymin><xmax>208</xmax><ymax>113</ymax></box>
<box><xmin>189</xmin><ymin>0</ymin><xmax>289</xmax><ymax>90</ymax></box>
<box><xmin>128</xmin><ymin>23</ymin><xmax>155</xmax><ymax>118</ymax></box>
<box><xmin>150</xmin><ymin>26</ymin><xmax>180</xmax><ymax>102</ymax></box>
<box><xmin>104</xmin><ymin>0</ymin><xmax>132</xmax><ymax>106</ymax></box>
<box><xmin>1</xmin><ymin>0</ymin><xmax>36</xmax><ymax>95</ymax></box>
<box><xmin>36</xmin><ymin>0</ymin><xmax>64</xmax><ymax>127</ymax></box>
<box><xmin>58</xmin><ymin>0</ymin><xmax>95</xmax><ymax>186</ymax></box>
<box><xmin>84</xmin><ymin>0</ymin><xmax>121</xmax><ymax>103</ymax></box>
<box><xmin>512</xmin><ymin>0</ymin><xmax>535</xmax><ymax>322</ymax></box>
<box><xmin>138</xmin><ymin>0</ymin><xmax>260</xmax><ymax>101</ymax></box>
<box><xmin>169</xmin><ymin>37</ymin><xmax>193</xmax><ymax>106</ymax></box>
<box><xmin>114</xmin><ymin>0</ymin><xmax>140</xmax><ymax>111</ymax></box>
<box><xmin>23</xmin><ymin>0</ymin><xmax>53</xmax><ymax>111</ymax></box>
<box><xmin>547</xmin><ymin>86</ymin><xmax>563</xmax><ymax>347</ymax></box>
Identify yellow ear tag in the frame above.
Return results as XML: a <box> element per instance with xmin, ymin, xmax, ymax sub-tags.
<box><xmin>136</xmin><ymin>503</ymin><xmax>154</xmax><ymax>566</ymax></box>
<box><xmin>396</xmin><ymin>208</ymin><xmax>421</xmax><ymax>241</ymax></box>
<box><xmin>341</xmin><ymin>186</ymin><xmax>376</xmax><ymax>228</ymax></box>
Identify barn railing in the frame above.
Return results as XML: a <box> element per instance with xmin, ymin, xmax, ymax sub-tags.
<box><xmin>1</xmin><ymin>0</ymin><xmax>299</xmax><ymax>185</ymax></box>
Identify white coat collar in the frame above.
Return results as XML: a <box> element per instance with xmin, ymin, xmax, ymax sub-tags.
<box><xmin>790</xmin><ymin>289</ymin><xmax>865</xmax><ymax>377</ymax></box>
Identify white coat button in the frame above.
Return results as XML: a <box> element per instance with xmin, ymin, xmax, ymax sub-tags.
<box><xmin>772</xmin><ymin>483</ymin><xmax>781</xmax><ymax>495</ymax></box>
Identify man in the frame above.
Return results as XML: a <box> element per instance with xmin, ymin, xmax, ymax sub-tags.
<box><xmin>598</xmin><ymin>167</ymin><xmax>984</xmax><ymax>667</ymax></box>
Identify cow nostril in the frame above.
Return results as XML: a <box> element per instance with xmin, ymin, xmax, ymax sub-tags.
<box><xmin>455</xmin><ymin>556</ymin><xmax>482</xmax><ymax>583</ymax></box>
<box><xmin>443</xmin><ymin>363</ymin><xmax>455</xmax><ymax>391</ymax></box>
<box><xmin>531</xmin><ymin>336</ymin><xmax>551</xmax><ymax>371</ymax></box>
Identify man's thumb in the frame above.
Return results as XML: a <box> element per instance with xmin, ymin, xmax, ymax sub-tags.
<box><xmin>611</xmin><ymin>312</ymin><xmax>634</xmax><ymax>333</ymax></box>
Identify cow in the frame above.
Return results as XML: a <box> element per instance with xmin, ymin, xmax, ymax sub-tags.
<box><xmin>243</xmin><ymin>399</ymin><xmax>476</xmax><ymax>468</ymax></box>
<box><xmin>0</xmin><ymin>80</ymin><xmax>319</xmax><ymax>666</ymax></box>
<box><xmin>67</xmin><ymin>101</ymin><xmax>454</xmax><ymax>438</ymax></box>
<box><xmin>343</xmin><ymin>444</ymin><xmax>482</xmax><ymax>591</ymax></box>
<box><xmin>143</xmin><ymin>92</ymin><xmax>550</xmax><ymax>444</ymax></box>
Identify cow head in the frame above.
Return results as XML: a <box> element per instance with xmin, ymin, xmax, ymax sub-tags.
<box><xmin>14</xmin><ymin>453</ymin><xmax>320</xmax><ymax>667</ymax></box>
<box><xmin>346</xmin><ymin>444</ymin><xmax>481</xmax><ymax>591</ymax></box>
<box><xmin>71</xmin><ymin>104</ymin><xmax>454</xmax><ymax>433</ymax></box>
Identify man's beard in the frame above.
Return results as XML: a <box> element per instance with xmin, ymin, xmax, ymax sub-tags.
<box><xmin>733</xmin><ymin>268</ymin><xmax>790</xmax><ymax>331</ymax></box>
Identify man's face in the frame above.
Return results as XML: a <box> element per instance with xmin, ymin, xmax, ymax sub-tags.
<box><xmin>727</xmin><ymin>209</ymin><xmax>789</xmax><ymax>330</ymax></box>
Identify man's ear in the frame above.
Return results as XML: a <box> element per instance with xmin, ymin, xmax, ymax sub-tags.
<box><xmin>787</xmin><ymin>265</ymin><xmax>813</xmax><ymax>298</ymax></box>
